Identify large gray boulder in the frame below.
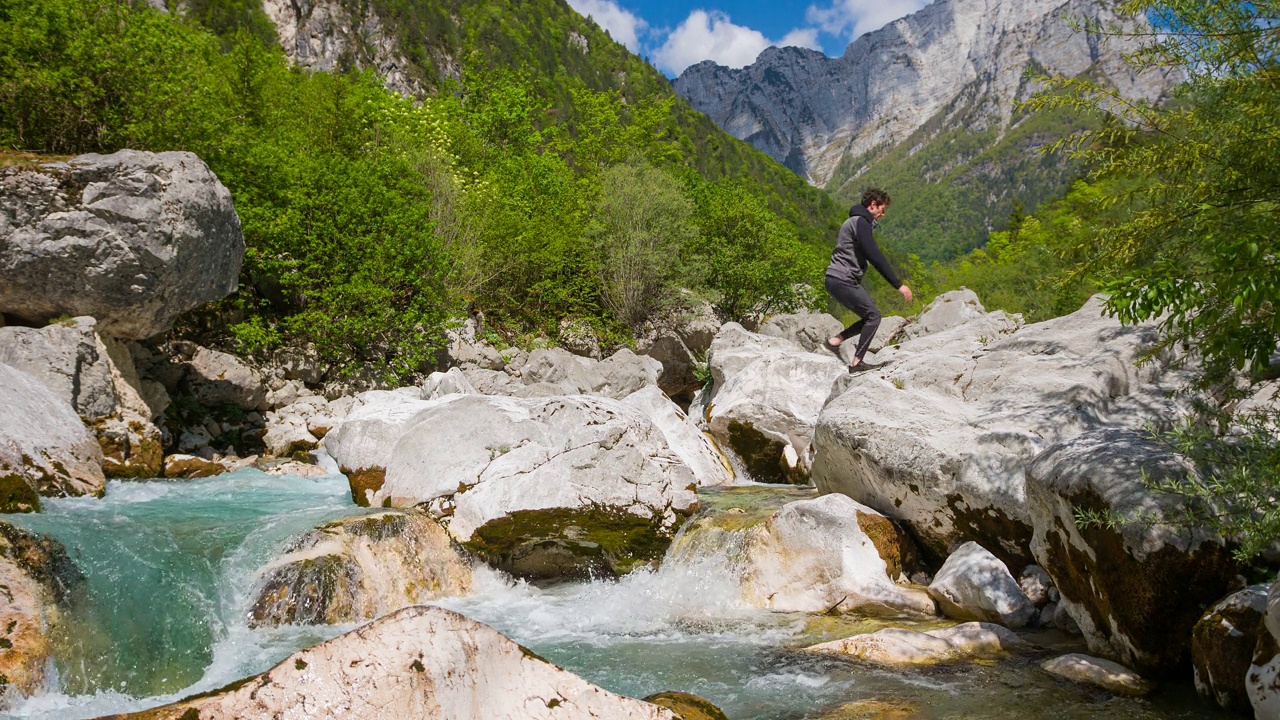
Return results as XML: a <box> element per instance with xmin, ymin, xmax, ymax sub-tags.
<box><xmin>0</xmin><ymin>363</ymin><xmax>105</xmax><ymax>510</ymax></box>
<box><xmin>704</xmin><ymin>323</ymin><xmax>846</xmax><ymax>483</ymax></box>
<box><xmin>902</xmin><ymin>288</ymin><xmax>990</xmax><ymax>340</ymax></box>
<box><xmin>182</xmin><ymin>345</ymin><xmax>266</xmax><ymax>411</ymax></box>
<box><xmin>674</xmin><ymin>492</ymin><xmax>934</xmax><ymax>616</ymax></box>
<box><xmin>378</xmin><ymin>395</ymin><xmax>699</xmax><ymax>581</ymax></box>
<box><xmin>637</xmin><ymin>331</ymin><xmax>701</xmax><ymax>400</ymax></box>
<box><xmin>1249</xmin><ymin>579</ymin><xmax>1280</xmax><ymax>718</ymax></box>
<box><xmin>758</xmin><ymin>312</ymin><xmax>845</xmax><ymax>352</ymax></box>
<box><xmin>927</xmin><ymin>541</ymin><xmax>1036</xmax><ymax>628</ymax></box>
<box><xmin>812</xmin><ymin>295</ymin><xmax>1190</xmax><ymax>566</ymax></box>
<box><xmin>0</xmin><ymin>319</ymin><xmax>116</xmax><ymax>419</ymax></box>
<box><xmin>250</xmin><ymin>510</ymin><xmax>472</xmax><ymax>627</ymax></box>
<box><xmin>1026</xmin><ymin>429</ymin><xmax>1238</xmax><ymax>675</ymax></box>
<box><xmin>104</xmin><ymin>605</ymin><xmax>678</xmax><ymax>720</ymax></box>
<box><xmin>0</xmin><ymin>150</ymin><xmax>243</xmax><ymax>339</ymax></box>
<box><xmin>1193</xmin><ymin>585</ymin><xmax>1269</xmax><ymax>713</ymax></box>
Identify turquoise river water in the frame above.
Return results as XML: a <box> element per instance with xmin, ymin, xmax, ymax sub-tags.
<box><xmin>0</xmin><ymin>470</ymin><xmax>1236</xmax><ymax>720</ymax></box>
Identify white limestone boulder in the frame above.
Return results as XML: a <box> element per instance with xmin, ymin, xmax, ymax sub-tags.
<box><xmin>106</xmin><ymin>605</ymin><xmax>679</xmax><ymax>720</ymax></box>
<box><xmin>423</xmin><ymin>367</ymin><xmax>479</xmax><ymax>400</ymax></box>
<box><xmin>520</xmin><ymin>347</ymin><xmax>601</xmax><ymax>392</ymax></box>
<box><xmin>704</xmin><ymin>323</ymin><xmax>846</xmax><ymax>483</ymax></box>
<box><xmin>673</xmin><ymin>492</ymin><xmax>934</xmax><ymax>616</ymax></box>
<box><xmin>1026</xmin><ymin>428</ymin><xmax>1238</xmax><ymax>674</ymax></box>
<box><xmin>249</xmin><ymin>510</ymin><xmax>472</xmax><ymax>626</ymax></box>
<box><xmin>591</xmin><ymin>348</ymin><xmax>661</xmax><ymax>399</ymax></box>
<box><xmin>927</xmin><ymin>542</ymin><xmax>1036</xmax><ymax>628</ymax></box>
<box><xmin>622</xmin><ymin>386</ymin><xmax>732</xmax><ymax>486</ymax></box>
<box><xmin>0</xmin><ymin>319</ymin><xmax>117</xmax><ymax>419</ymax></box>
<box><xmin>1248</xmin><ymin>579</ymin><xmax>1280</xmax><ymax>719</ymax></box>
<box><xmin>0</xmin><ymin>150</ymin><xmax>243</xmax><ymax>339</ymax></box>
<box><xmin>902</xmin><ymin>288</ymin><xmax>990</xmax><ymax>340</ymax></box>
<box><xmin>322</xmin><ymin>390</ymin><xmax>454</xmax><ymax>505</ymax></box>
<box><xmin>812</xmin><ymin>295</ymin><xmax>1190</xmax><ymax>567</ymax></box>
<box><xmin>1193</xmin><ymin>585</ymin><xmax>1269</xmax><ymax>713</ymax></box>
<box><xmin>0</xmin><ymin>363</ymin><xmax>104</xmax><ymax>510</ymax></box>
<box><xmin>378</xmin><ymin>394</ymin><xmax>698</xmax><ymax>581</ymax></box>
<box><xmin>805</xmin><ymin>622</ymin><xmax>1024</xmax><ymax>666</ymax></box>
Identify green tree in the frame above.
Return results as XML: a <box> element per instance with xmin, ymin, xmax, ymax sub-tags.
<box><xmin>592</xmin><ymin>160</ymin><xmax>696</xmax><ymax>328</ymax></box>
<box><xmin>1025</xmin><ymin>0</ymin><xmax>1280</xmax><ymax>379</ymax></box>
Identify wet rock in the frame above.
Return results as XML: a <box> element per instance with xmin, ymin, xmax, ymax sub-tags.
<box><xmin>0</xmin><ymin>363</ymin><xmax>105</xmax><ymax>510</ymax></box>
<box><xmin>1041</xmin><ymin>653</ymin><xmax>1155</xmax><ymax>697</ymax></box>
<box><xmin>674</xmin><ymin>492</ymin><xmax>932</xmax><ymax>616</ymax></box>
<box><xmin>0</xmin><ymin>521</ymin><xmax>86</xmax><ymax>703</ymax></box>
<box><xmin>379</xmin><ymin>395</ymin><xmax>698</xmax><ymax>581</ymax></box>
<box><xmin>422</xmin><ymin>367</ymin><xmax>478</xmax><ymax>400</ymax></box>
<box><xmin>927</xmin><ymin>542</ymin><xmax>1036</xmax><ymax>628</ymax></box>
<box><xmin>163</xmin><ymin>453</ymin><xmax>231</xmax><ymax>479</ymax></box>
<box><xmin>322</xmin><ymin>391</ymin><xmax>451</xmax><ymax>506</ymax></box>
<box><xmin>94</xmin><ymin>414</ymin><xmax>164</xmax><ymax>478</ymax></box>
<box><xmin>642</xmin><ymin>692</ymin><xmax>730</xmax><ymax>720</ymax></box>
<box><xmin>1193</xmin><ymin>585</ymin><xmax>1268</xmax><ymax>713</ymax></box>
<box><xmin>813</xmin><ymin>295</ymin><xmax>1189</xmax><ymax>567</ymax></box>
<box><xmin>0</xmin><ymin>150</ymin><xmax>243</xmax><ymax>339</ymax></box>
<box><xmin>1026</xmin><ymin>428</ymin><xmax>1239</xmax><ymax>674</ymax></box>
<box><xmin>622</xmin><ymin>385</ymin><xmax>732</xmax><ymax>486</ymax></box>
<box><xmin>806</xmin><ymin>622</ymin><xmax>1024</xmax><ymax>666</ymax></box>
<box><xmin>183</xmin><ymin>345</ymin><xmax>266</xmax><ymax>410</ymax></box>
<box><xmin>1248</xmin><ymin>579</ymin><xmax>1280</xmax><ymax>718</ymax></box>
<box><xmin>259</xmin><ymin>459</ymin><xmax>330</xmax><ymax>477</ymax></box>
<box><xmin>250</xmin><ymin>510</ymin><xmax>472</xmax><ymax>626</ymax></box>
<box><xmin>758</xmin><ymin>311</ymin><xmax>844</xmax><ymax>352</ymax></box>
<box><xmin>102</xmin><ymin>605</ymin><xmax>677</xmax><ymax>720</ymax></box>
<box><xmin>704</xmin><ymin>323</ymin><xmax>846</xmax><ymax>483</ymax></box>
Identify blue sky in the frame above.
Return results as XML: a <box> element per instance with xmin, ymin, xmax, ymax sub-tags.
<box><xmin>564</xmin><ymin>0</ymin><xmax>932</xmax><ymax>76</ymax></box>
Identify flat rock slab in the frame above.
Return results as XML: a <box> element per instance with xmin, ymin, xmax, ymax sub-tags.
<box><xmin>1041</xmin><ymin>653</ymin><xmax>1155</xmax><ymax>697</ymax></box>
<box><xmin>806</xmin><ymin>621</ymin><xmax>1025</xmax><ymax>666</ymax></box>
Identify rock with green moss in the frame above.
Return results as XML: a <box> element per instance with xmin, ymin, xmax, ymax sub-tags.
<box><xmin>0</xmin><ymin>363</ymin><xmax>104</xmax><ymax>510</ymax></box>
<box><xmin>703</xmin><ymin>322</ymin><xmax>846</xmax><ymax>483</ymax></box>
<box><xmin>813</xmin><ymin>295</ymin><xmax>1189</xmax><ymax>568</ymax></box>
<box><xmin>249</xmin><ymin>510</ymin><xmax>472</xmax><ymax>626</ymax></box>
<box><xmin>378</xmin><ymin>394</ymin><xmax>699</xmax><ymax>581</ymax></box>
<box><xmin>1193</xmin><ymin>585</ymin><xmax>1268</xmax><ymax>713</ymax></box>
<box><xmin>101</xmin><ymin>605</ymin><xmax>678</xmax><ymax>720</ymax></box>
<box><xmin>1026</xmin><ymin>428</ymin><xmax>1239</xmax><ymax>675</ymax></box>
<box><xmin>642</xmin><ymin>691</ymin><xmax>729</xmax><ymax>720</ymax></box>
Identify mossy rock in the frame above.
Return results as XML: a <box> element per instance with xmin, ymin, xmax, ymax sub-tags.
<box><xmin>0</xmin><ymin>474</ymin><xmax>40</xmax><ymax>513</ymax></box>
<box><xmin>248</xmin><ymin>554</ymin><xmax>360</xmax><ymax>627</ymax></box>
<box><xmin>464</xmin><ymin>506</ymin><xmax>676</xmax><ymax>582</ymax></box>
<box><xmin>726</xmin><ymin>420</ymin><xmax>805</xmax><ymax>485</ymax></box>
<box><xmin>643</xmin><ymin>691</ymin><xmax>730</xmax><ymax>720</ymax></box>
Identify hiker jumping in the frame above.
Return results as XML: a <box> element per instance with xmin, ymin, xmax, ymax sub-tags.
<box><xmin>824</xmin><ymin>188</ymin><xmax>912</xmax><ymax>370</ymax></box>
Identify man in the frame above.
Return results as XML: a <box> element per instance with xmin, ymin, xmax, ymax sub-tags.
<box><xmin>824</xmin><ymin>188</ymin><xmax>912</xmax><ymax>370</ymax></box>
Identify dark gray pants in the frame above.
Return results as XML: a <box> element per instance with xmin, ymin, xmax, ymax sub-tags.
<box><xmin>825</xmin><ymin>275</ymin><xmax>881</xmax><ymax>360</ymax></box>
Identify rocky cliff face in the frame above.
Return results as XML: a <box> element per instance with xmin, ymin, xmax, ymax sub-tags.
<box><xmin>673</xmin><ymin>0</ymin><xmax>1177</xmax><ymax>185</ymax></box>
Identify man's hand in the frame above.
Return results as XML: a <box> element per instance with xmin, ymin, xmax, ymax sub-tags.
<box><xmin>899</xmin><ymin>284</ymin><xmax>914</xmax><ymax>302</ymax></box>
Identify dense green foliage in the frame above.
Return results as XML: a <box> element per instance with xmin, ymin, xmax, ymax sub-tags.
<box><xmin>0</xmin><ymin>0</ymin><xmax>835</xmax><ymax>380</ymax></box>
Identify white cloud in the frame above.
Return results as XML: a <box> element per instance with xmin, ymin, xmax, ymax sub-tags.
<box><xmin>566</xmin><ymin>0</ymin><xmax>648</xmax><ymax>52</ymax></box>
<box><xmin>653</xmin><ymin>10</ymin><xmax>822</xmax><ymax>76</ymax></box>
<box><xmin>806</xmin><ymin>0</ymin><xmax>928</xmax><ymax>45</ymax></box>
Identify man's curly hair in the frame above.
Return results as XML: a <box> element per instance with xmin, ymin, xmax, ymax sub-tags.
<box><xmin>861</xmin><ymin>187</ymin><xmax>891</xmax><ymax>208</ymax></box>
